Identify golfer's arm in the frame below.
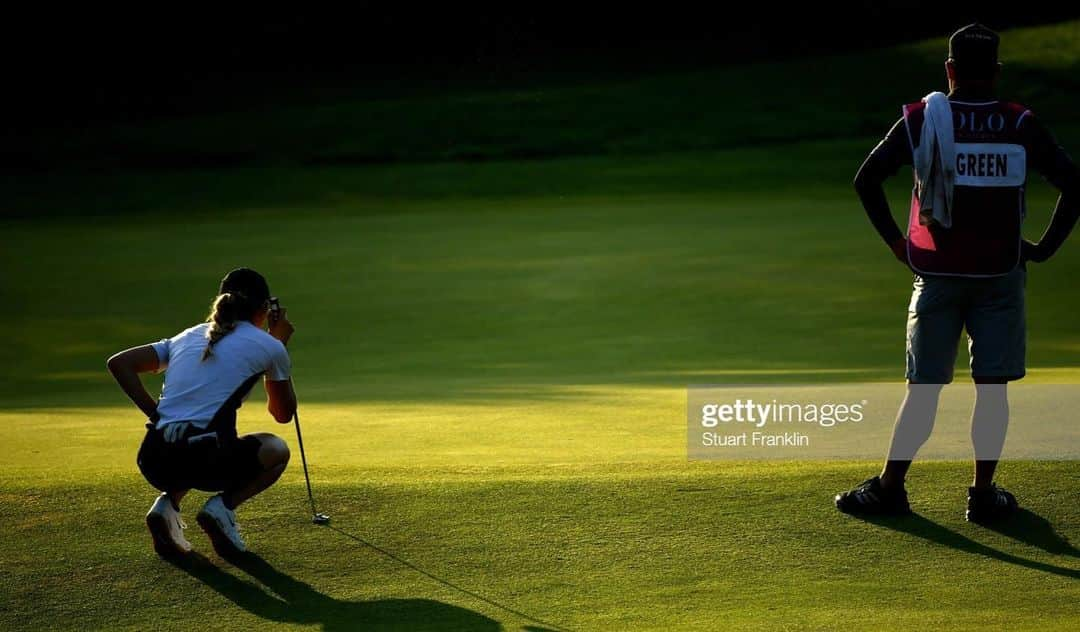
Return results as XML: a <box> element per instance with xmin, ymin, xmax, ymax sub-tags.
<box><xmin>265</xmin><ymin>378</ymin><xmax>297</xmax><ymax>424</ymax></box>
<box><xmin>106</xmin><ymin>345</ymin><xmax>160</xmax><ymax>421</ymax></box>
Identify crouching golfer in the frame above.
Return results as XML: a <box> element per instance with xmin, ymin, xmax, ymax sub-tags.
<box><xmin>107</xmin><ymin>268</ymin><xmax>296</xmax><ymax>556</ymax></box>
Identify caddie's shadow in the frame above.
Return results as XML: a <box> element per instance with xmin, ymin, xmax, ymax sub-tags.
<box><xmin>854</xmin><ymin>510</ymin><xmax>1079</xmax><ymax>579</ymax></box>
<box><xmin>980</xmin><ymin>508</ymin><xmax>1079</xmax><ymax>557</ymax></box>
<box><xmin>169</xmin><ymin>551</ymin><xmax>502</xmax><ymax>631</ymax></box>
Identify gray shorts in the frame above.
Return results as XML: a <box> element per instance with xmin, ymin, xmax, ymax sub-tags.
<box><xmin>906</xmin><ymin>266</ymin><xmax>1026</xmax><ymax>384</ymax></box>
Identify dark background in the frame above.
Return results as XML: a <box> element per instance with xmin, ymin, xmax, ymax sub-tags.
<box><xmin>5</xmin><ymin>2</ymin><xmax>1079</xmax><ymax>130</ymax></box>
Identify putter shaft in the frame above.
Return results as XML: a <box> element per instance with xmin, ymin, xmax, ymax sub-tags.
<box><xmin>293</xmin><ymin>410</ymin><xmax>321</xmax><ymax>519</ymax></box>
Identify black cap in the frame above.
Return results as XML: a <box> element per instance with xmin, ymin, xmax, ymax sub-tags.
<box><xmin>948</xmin><ymin>23</ymin><xmax>999</xmax><ymax>76</ymax></box>
<box><xmin>218</xmin><ymin>267</ymin><xmax>271</xmax><ymax>304</ymax></box>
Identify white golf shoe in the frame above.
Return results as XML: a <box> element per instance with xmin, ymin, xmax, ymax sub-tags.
<box><xmin>197</xmin><ymin>494</ymin><xmax>246</xmax><ymax>555</ymax></box>
<box><xmin>145</xmin><ymin>493</ymin><xmax>193</xmax><ymax>557</ymax></box>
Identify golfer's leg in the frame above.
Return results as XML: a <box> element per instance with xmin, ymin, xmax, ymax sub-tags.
<box><xmin>224</xmin><ymin>433</ymin><xmax>290</xmax><ymax>508</ymax></box>
<box><xmin>880</xmin><ymin>275</ymin><xmax>962</xmax><ymax>490</ymax></box>
<box><xmin>167</xmin><ymin>490</ymin><xmax>189</xmax><ymax>510</ymax></box>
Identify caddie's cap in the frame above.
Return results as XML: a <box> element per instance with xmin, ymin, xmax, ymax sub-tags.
<box><xmin>948</xmin><ymin>23</ymin><xmax>999</xmax><ymax>76</ymax></box>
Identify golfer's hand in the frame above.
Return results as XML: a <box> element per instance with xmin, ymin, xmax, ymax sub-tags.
<box><xmin>889</xmin><ymin>238</ymin><xmax>908</xmax><ymax>265</ymax></box>
<box><xmin>269</xmin><ymin>307</ymin><xmax>295</xmax><ymax>345</ymax></box>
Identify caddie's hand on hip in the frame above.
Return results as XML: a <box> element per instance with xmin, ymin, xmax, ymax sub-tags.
<box><xmin>890</xmin><ymin>238</ymin><xmax>909</xmax><ymax>265</ymax></box>
<box><xmin>1021</xmin><ymin>239</ymin><xmax>1048</xmax><ymax>264</ymax></box>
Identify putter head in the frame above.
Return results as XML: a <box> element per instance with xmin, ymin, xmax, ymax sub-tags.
<box><xmin>312</xmin><ymin>513</ymin><xmax>331</xmax><ymax>525</ymax></box>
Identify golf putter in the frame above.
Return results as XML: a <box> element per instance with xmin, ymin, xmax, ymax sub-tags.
<box><xmin>293</xmin><ymin>409</ymin><xmax>330</xmax><ymax>525</ymax></box>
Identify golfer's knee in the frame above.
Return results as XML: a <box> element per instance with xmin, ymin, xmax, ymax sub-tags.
<box><xmin>257</xmin><ymin>434</ymin><xmax>290</xmax><ymax>469</ymax></box>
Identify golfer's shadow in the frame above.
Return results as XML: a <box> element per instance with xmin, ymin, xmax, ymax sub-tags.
<box><xmin>856</xmin><ymin>509</ymin><xmax>1079</xmax><ymax>579</ymax></box>
<box><xmin>170</xmin><ymin>551</ymin><xmax>501</xmax><ymax>631</ymax></box>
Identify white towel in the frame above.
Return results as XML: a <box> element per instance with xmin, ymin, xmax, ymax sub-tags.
<box><xmin>913</xmin><ymin>92</ymin><xmax>956</xmax><ymax>228</ymax></box>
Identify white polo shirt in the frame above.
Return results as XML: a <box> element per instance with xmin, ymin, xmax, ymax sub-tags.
<box><xmin>151</xmin><ymin>321</ymin><xmax>291</xmax><ymax>429</ymax></box>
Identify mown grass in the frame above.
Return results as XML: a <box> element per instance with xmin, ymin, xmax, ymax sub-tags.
<box><xmin>2</xmin><ymin>20</ymin><xmax>1079</xmax><ymax>632</ymax></box>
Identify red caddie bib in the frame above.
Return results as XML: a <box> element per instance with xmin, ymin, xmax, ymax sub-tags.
<box><xmin>901</xmin><ymin>99</ymin><xmax>1030</xmax><ymax>276</ymax></box>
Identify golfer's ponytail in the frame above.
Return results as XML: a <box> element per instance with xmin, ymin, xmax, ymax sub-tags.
<box><xmin>203</xmin><ymin>267</ymin><xmax>272</xmax><ymax>361</ymax></box>
<box><xmin>203</xmin><ymin>292</ymin><xmax>246</xmax><ymax>360</ymax></box>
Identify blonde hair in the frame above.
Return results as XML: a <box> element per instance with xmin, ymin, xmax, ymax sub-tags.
<box><xmin>202</xmin><ymin>292</ymin><xmax>255</xmax><ymax>361</ymax></box>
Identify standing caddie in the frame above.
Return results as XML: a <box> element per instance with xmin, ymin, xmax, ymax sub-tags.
<box><xmin>836</xmin><ymin>24</ymin><xmax>1080</xmax><ymax>520</ymax></box>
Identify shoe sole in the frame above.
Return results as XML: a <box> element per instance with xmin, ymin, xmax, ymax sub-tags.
<box><xmin>835</xmin><ymin>496</ymin><xmax>912</xmax><ymax>516</ymax></box>
<box><xmin>197</xmin><ymin>512</ymin><xmax>245</xmax><ymax>557</ymax></box>
<box><xmin>146</xmin><ymin>512</ymin><xmax>190</xmax><ymax>558</ymax></box>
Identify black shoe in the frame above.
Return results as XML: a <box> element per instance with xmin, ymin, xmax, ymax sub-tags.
<box><xmin>966</xmin><ymin>483</ymin><xmax>1018</xmax><ymax>523</ymax></box>
<box><xmin>835</xmin><ymin>476</ymin><xmax>912</xmax><ymax>516</ymax></box>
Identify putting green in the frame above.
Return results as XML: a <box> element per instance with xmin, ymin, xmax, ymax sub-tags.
<box><xmin>3</xmin><ymin>141</ymin><xmax>1078</xmax><ymax>630</ymax></box>
<box><xmin>2</xmin><ymin>398</ymin><xmax>1078</xmax><ymax>630</ymax></box>
<box><xmin>4</xmin><ymin>19</ymin><xmax>1080</xmax><ymax>624</ymax></box>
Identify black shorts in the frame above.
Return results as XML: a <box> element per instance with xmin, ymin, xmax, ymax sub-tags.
<box><xmin>137</xmin><ymin>423</ymin><xmax>263</xmax><ymax>493</ymax></box>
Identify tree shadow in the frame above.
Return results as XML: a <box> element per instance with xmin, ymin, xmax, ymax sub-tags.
<box><xmin>169</xmin><ymin>551</ymin><xmax>502</xmax><ymax>631</ymax></box>
<box><xmin>854</xmin><ymin>512</ymin><xmax>1080</xmax><ymax>579</ymax></box>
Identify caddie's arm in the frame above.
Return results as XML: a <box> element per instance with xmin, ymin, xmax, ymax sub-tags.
<box><xmin>1022</xmin><ymin>116</ymin><xmax>1080</xmax><ymax>263</ymax></box>
<box><xmin>855</xmin><ymin>118</ymin><xmax>911</xmax><ymax>263</ymax></box>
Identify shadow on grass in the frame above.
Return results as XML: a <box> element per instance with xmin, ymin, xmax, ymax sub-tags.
<box><xmin>169</xmin><ymin>551</ymin><xmax>501</xmax><ymax>631</ymax></box>
<box><xmin>980</xmin><ymin>508</ymin><xmax>1079</xmax><ymax>557</ymax></box>
<box><xmin>855</xmin><ymin>511</ymin><xmax>1079</xmax><ymax>579</ymax></box>
<box><xmin>327</xmin><ymin>525</ymin><xmax>570</xmax><ymax>632</ymax></box>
